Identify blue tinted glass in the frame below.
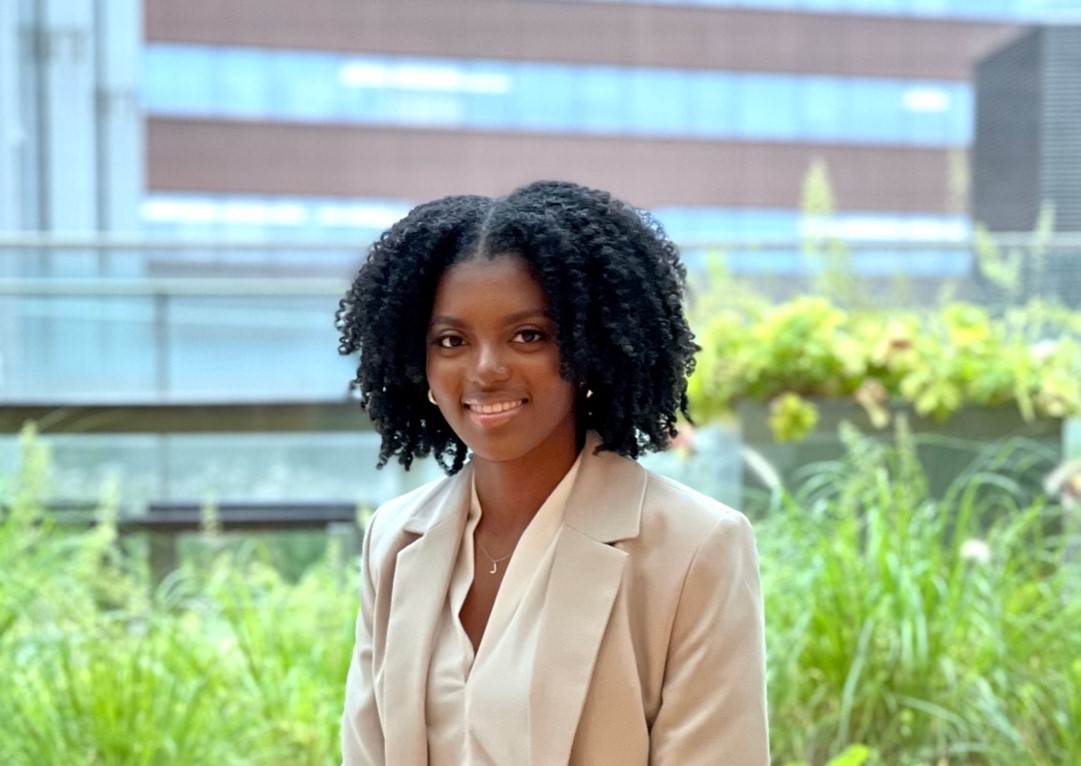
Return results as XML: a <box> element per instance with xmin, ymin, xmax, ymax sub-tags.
<box><xmin>139</xmin><ymin>193</ymin><xmax>972</xmax><ymax>278</ymax></box>
<box><xmin>144</xmin><ymin>45</ymin><xmax>217</xmax><ymax>115</ymax></box>
<box><xmin>800</xmin><ymin>0</ymin><xmax>847</xmax><ymax>11</ymax></box>
<box><xmin>628</xmin><ymin>70</ymin><xmax>688</xmax><ymax>135</ymax></box>
<box><xmin>742</xmin><ymin>209</ymin><xmax>799</xmax><ymax>239</ymax></box>
<box><xmin>464</xmin><ymin>61</ymin><xmax>515</xmax><ymax>128</ymax></box>
<box><xmin>143</xmin><ymin>44</ymin><xmax>974</xmax><ymax>146</ymax></box>
<box><xmin>903</xmin><ymin>82</ymin><xmax>954</xmax><ymax>145</ymax></box>
<box><xmin>377</xmin><ymin>58</ymin><xmax>467</xmax><ymax>128</ymax></box>
<box><xmin>271</xmin><ymin>52</ymin><xmax>341</xmax><ymax>120</ymax></box>
<box><xmin>908</xmin><ymin>0</ymin><xmax>952</xmax><ymax>16</ymax></box>
<box><xmin>738</xmin><ymin>75</ymin><xmax>798</xmax><ymax>139</ymax></box>
<box><xmin>799</xmin><ymin>76</ymin><xmax>844</xmax><ymax>139</ymax></box>
<box><xmin>339</xmin><ymin>56</ymin><xmax>384</xmax><ymax>124</ymax></box>
<box><xmin>846</xmin><ymin>79</ymin><xmax>904</xmax><ymax>142</ymax></box>
<box><xmin>689</xmin><ymin>72</ymin><xmax>735</xmax><ymax>137</ymax></box>
<box><xmin>218</xmin><ymin>48</ymin><xmax>270</xmax><ymax>118</ymax></box>
<box><xmin>579</xmin><ymin>67</ymin><xmax>628</xmax><ymax>133</ymax></box>
<box><xmin>565</xmin><ymin>0</ymin><xmax>1062</xmax><ymax>21</ymax></box>
<box><xmin>950</xmin><ymin>86</ymin><xmax>975</xmax><ymax>143</ymax></box>
<box><xmin>515</xmin><ymin>65</ymin><xmax>575</xmax><ymax>130</ymax></box>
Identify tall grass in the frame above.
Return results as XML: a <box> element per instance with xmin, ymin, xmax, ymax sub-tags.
<box><xmin>763</xmin><ymin>420</ymin><xmax>1081</xmax><ymax>765</ymax></box>
<box><xmin>1</xmin><ymin>421</ymin><xmax>1078</xmax><ymax>765</ymax></box>
<box><xmin>0</xmin><ymin>425</ymin><xmax>357</xmax><ymax>766</ymax></box>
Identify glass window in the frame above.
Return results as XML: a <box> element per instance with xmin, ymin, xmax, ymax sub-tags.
<box><xmin>143</xmin><ymin>45</ymin><xmax>974</xmax><ymax>147</ymax></box>
<box><xmin>217</xmin><ymin>48</ymin><xmax>270</xmax><ymax>118</ymax></box>
<box><xmin>800</xmin><ymin>76</ymin><xmax>844</xmax><ymax>140</ymax></box>
<box><xmin>339</xmin><ymin>56</ymin><xmax>386</xmax><ymax>124</ymax></box>
<box><xmin>464</xmin><ymin>61</ymin><xmax>516</xmax><ymax>128</ymax></box>
<box><xmin>140</xmin><ymin>195</ymin><xmax>971</xmax><ymax>282</ymax></box>
<box><xmin>144</xmin><ymin>45</ymin><xmax>217</xmax><ymax>115</ymax></box>
<box><xmin>846</xmin><ymin>79</ymin><xmax>905</xmax><ymax>143</ymax></box>
<box><xmin>689</xmin><ymin>72</ymin><xmax>736</xmax><ymax>138</ymax></box>
<box><xmin>514</xmin><ymin>65</ymin><xmax>576</xmax><ymax>130</ymax></box>
<box><xmin>628</xmin><ymin>69</ymin><xmax>688</xmax><ymax>135</ymax></box>
<box><xmin>738</xmin><ymin>75</ymin><xmax>798</xmax><ymax>139</ymax></box>
<box><xmin>271</xmin><ymin>52</ymin><xmax>341</xmax><ymax>121</ymax></box>
<box><xmin>578</xmin><ymin>66</ymin><xmax>629</xmax><ymax>134</ymax></box>
<box><xmin>562</xmin><ymin>0</ymin><xmax>1066</xmax><ymax>22</ymax></box>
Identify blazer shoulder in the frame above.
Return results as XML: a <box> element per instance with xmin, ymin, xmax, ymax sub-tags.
<box><xmin>364</xmin><ymin>474</ymin><xmax>455</xmax><ymax>566</ymax></box>
<box><xmin>640</xmin><ymin>467</ymin><xmax>752</xmax><ymax>540</ymax></box>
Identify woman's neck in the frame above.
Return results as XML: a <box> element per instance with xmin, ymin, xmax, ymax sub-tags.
<box><xmin>472</xmin><ymin>441</ymin><xmax>579</xmax><ymax>537</ymax></box>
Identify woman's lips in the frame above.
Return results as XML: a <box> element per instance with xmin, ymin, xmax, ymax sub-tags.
<box><xmin>465</xmin><ymin>399</ymin><xmax>526</xmax><ymax>429</ymax></box>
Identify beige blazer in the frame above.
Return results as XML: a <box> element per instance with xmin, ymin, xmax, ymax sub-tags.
<box><xmin>341</xmin><ymin>436</ymin><xmax>769</xmax><ymax>766</ymax></box>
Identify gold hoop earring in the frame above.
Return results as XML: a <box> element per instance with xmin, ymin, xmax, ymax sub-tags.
<box><xmin>428</xmin><ymin>389</ymin><xmax>437</xmax><ymax>405</ymax></box>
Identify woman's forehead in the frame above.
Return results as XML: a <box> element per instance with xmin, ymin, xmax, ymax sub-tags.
<box><xmin>430</xmin><ymin>254</ymin><xmax>550</xmax><ymax>321</ymax></box>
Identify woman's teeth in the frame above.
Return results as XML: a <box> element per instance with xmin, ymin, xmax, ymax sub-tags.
<box><xmin>470</xmin><ymin>400</ymin><xmax>523</xmax><ymax>414</ymax></box>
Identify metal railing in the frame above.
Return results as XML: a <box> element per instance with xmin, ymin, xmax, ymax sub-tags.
<box><xmin>2</xmin><ymin>233</ymin><xmax>1078</xmax><ymax>402</ymax></box>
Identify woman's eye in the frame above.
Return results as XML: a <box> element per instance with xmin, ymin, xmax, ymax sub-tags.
<box><xmin>434</xmin><ymin>335</ymin><xmax>463</xmax><ymax>348</ymax></box>
<box><xmin>514</xmin><ymin>329</ymin><xmax>545</xmax><ymax>344</ymax></box>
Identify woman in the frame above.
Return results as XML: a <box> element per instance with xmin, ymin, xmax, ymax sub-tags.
<box><xmin>336</xmin><ymin>181</ymin><xmax>769</xmax><ymax>765</ymax></box>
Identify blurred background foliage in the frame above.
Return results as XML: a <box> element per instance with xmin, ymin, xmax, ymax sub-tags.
<box><xmin>3</xmin><ymin>0</ymin><xmax>1081</xmax><ymax>763</ymax></box>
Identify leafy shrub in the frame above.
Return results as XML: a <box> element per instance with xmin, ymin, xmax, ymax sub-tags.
<box><xmin>2</xmin><ymin>422</ymin><xmax>1079</xmax><ymax>764</ymax></box>
<box><xmin>689</xmin><ymin>294</ymin><xmax>1081</xmax><ymax>442</ymax></box>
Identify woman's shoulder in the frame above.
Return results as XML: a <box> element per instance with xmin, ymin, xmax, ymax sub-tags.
<box><xmin>639</xmin><ymin>464</ymin><xmax>749</xmax><ymax>533</ymax></box>
<box><xmin>630</xmin><ymin>464</ymin><xmax>757</xmax><ymax>568</ymax></box>
<box><xmin>363</xmin><ymin>472</ymin><xmax>464</xmax><ymax>561</ymax></box>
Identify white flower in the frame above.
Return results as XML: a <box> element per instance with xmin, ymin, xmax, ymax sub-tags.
<box><xmin>1044</xmin><ymin>458</ymin><xmax>1081</xmax><ymax>510</ymax></box>
<box><xmin>1030</xmin><ymin>339</ymin><xmax>1059</xmax><ymax>363</ymax></box>
<box><xmin>960</xmin><ymin>539</ymin><xmax>991</xmax><ymax>565</ymax></box>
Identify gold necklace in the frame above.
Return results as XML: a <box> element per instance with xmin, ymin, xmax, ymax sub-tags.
<box><xmin>476</xmin><ymin>540</ymin><xmax>514</xmax><ymax>575</ymax></box>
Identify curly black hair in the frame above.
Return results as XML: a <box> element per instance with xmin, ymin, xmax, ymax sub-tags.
<box><xmin>336</xmin><ymin>180</ymin><xmax>698</xmax><ymax>474</ymax></box>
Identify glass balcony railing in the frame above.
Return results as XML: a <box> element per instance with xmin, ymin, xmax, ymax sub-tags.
<box><xmin>2</xmin><ymin>234</ymin><xmax>1079</xmax><ymax>403</ymax></box>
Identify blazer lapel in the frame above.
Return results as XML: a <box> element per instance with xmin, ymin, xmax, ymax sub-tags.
<box><xmin>381</xmin><ymin>466</ymin><xmax>472</xmax><ymax>766</ymax></box>
<box><xmin>529</xmin><ymin>436</ymin><xmax>647</xmax><ymax>765</ymax></box>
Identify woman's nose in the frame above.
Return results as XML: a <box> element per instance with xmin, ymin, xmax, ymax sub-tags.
<box><xmin>474</xmin><ymin>343</ymin><xmax>509</xmax><ymax>383</ymax></box>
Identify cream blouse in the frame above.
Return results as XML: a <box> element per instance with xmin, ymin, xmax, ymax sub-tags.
<box><xmin>425</xmin><ymin>453</ymin><xmax>584</xmax><ymax>766</ymax></box>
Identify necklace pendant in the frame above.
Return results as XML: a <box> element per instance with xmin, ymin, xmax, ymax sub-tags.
<box><xmin>489</xmin><ymin>562</ymin><xmax>499</xmax><ymax>575</ymax></box>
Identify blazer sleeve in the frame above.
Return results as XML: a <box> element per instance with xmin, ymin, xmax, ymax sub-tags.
<box><xmin>340</xmin><ymin>518</ymin><xmax>386</xmax><ymax>766</ymax></box>
<box><xmin>649</xmin><ymin>512</ymin><xmax>770</xmax><ymax>766</ymax></box>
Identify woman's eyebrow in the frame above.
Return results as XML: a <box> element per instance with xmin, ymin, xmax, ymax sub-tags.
<box><xmin>429</xmin><ymin>315</ymin><xmax>465</xmax><ymax>328</ymax></box>
<box><xmin>429</xmin><ymin>309</ymin><xmax>549</xmax><ymax>328</ymax></box>
<box><xmin>502</xmin><ymin>309</ymin><xmax>550</xmax><ymax>324</ymax></box>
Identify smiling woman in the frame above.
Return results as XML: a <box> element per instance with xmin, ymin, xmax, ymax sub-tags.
<box><xmin>334</xmin><ymin>180</ymin><xmax>769</xmax><ymax>765</ymax></box>
<box><xmin>426</xmin><ymin>255</ymin><xmax>578</xmax><ymax>473</ymax></box>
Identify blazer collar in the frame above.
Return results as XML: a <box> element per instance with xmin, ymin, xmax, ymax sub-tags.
<box><xmin>398</xmin><ymin>431</ymin><xmax>646</xmax><ymax>544</ymax></box>
<box><xmin>381</xmin><ymin>466</ymin><xmax>471</xmax><ymax>766</ymax></box>
<box><xmin>564</xmin><ymin>431</ymin><xmax>646</xmax><ymax>543</ymax></box>
<box><xmin>400</xmin><ymin>463</ymin><xmax>473</xmax><ymax>536</ymax></box>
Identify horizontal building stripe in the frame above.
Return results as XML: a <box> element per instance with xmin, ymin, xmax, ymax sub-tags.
<box><xmin>146</xmin><ymin>118</ymin><xmax>963</xmax><ymax>214</ymax></box>
<box><xmin>144</xmin><ymin>44</ymin><xmax>974</xmax><ymax>147</ymax></box>
<box><xmin>144</xmin><ymin>0</ymin><xmax>1018</xmax><ymax>81</ymax></box>
<box><xmin>566</xmin><ymin>0</ymin><xmax>1079</xmax><ymax>24</ymax></box>
<box><xmin>141</xmin><ymin>192</ymin><xmax>969</xmax><ymax>244</ymax></box>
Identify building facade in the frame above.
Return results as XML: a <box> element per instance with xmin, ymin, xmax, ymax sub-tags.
<box><xmin>141</xmin><ymin>0</ymin><xmax>1027</xmax><ymax>262</ymax></box>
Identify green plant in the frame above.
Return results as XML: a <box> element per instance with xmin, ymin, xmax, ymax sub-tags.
<box><xmin>4</xmin><ymin>420</ymin><xmax>1079</xmax><ymax>764</ymax></box>
<box><xmin>784</xmin><ymin>744</ymin><xmax>876</xmax><ymax>766</ymax></box>
<box><xmin>0</xmin><ymin>424</ymin><xmax>359</xmax><ymax>766</ymax></box>
<box><xmin>688</xmin><ymin>293</ymin><xmax>1081</xmax><ymax>442</ymax></box>
<box><xmin>763</xmin><ymin>422</ymin><xmax>1081</xmax><ymax>765</ymax></box>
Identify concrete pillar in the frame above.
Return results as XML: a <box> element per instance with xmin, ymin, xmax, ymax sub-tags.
<box><xmin>36</xmin><ymin>0</ymin><xmax>98</xmax><ymax>241</ymax></box>
<box><xmin>95</xmin><ymin>0</ymin><xmax>143</xmax><ymax>242</ymax></box>
<box><xmin>0</xmin><ymin>0</ymin><xmax>22</xmax><ymax>233</ymax></box>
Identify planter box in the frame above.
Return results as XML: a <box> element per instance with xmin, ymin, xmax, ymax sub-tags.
<box><xmin>737</xmin><ymin>399</ymin><xmax>1064</xmax><ymax>500</ymax></box>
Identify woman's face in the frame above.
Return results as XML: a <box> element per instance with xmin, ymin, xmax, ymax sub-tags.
<box><xmin>426</xmin><ymin>253</ymin><xmax>578</xmax><ymax>468</ymax></box>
